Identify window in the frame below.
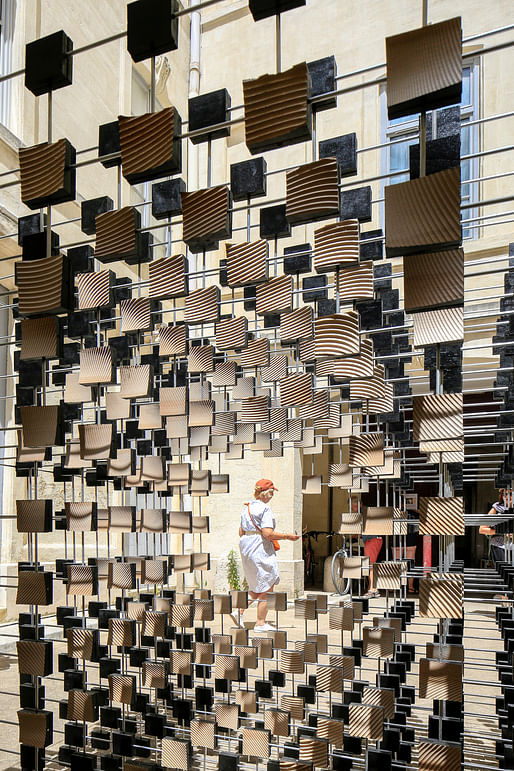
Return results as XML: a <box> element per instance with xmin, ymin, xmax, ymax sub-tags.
<box><xmin>0</xmin><ymin>0</ymin><xmax>14</xmax><ymax>128</ymax></box>
<box><xmin>381</xmin><ymin>64</ymin><xmax>480</xmax><ymax>239</ymax></box>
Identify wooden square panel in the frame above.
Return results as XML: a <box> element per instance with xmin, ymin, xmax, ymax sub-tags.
<box><xmin>216</xmin><ymin>316</ymin><xmax>248</xmax><ymax>350</ymax></box>
<box><xmin>419</xmin><ymin>574</ymin><xmax>464</xmax><ymax>618</ymax></box>
<box><xmin>243</xmin><ymin>62</ymin><xmax>311</xmax><ymax>154</ymax></box>
<box><xmin>256</xmin><ymin>275</ymin><xmax>293</xmax><ymax>315</ymax></box>
<box><xmin>286</xmin><ymin>158</ymin><xmax>339</xmax><ymax>224</ymax></box>
<box><xmin>79</xmin><ymin>346</ymin><xmax>113</xmax><ymax>385</ymax></box>
<box><xmin>19</xmin><ymin>137</ymin><xmax>75</xmax><ymax>209</ymax></box>
<box><xmin>279</xmin><ymin>373</ymin><xmax>312</xmax><ymax>408</ymax></box>
<box><xmin>159</xmin><ymin>324</ymin><xmax>187</xmax><ymax>356</ymax></box>
<box><xmin>76</xmin><ymin>270</ymin><xmax>112</xmax><ymax>310</ymax></box>
<box><xmin>412</xmin><ymin>306</ymin><xmax>464</xmax><ymax>346</ymax></box>
<box><xmin>349</xmin><ymin>703</ymin><xmax>384</xmax><ymax>741</ymax></box>
<box><xmin>95</xmin><ymin>206</ymin><xmax>141</xmax><ymax>263</ymax></box>
<box><xmin>385</xmin><ymin>167</ymin><xmax>461</xmax><ymax>257</ymax></box>
<box><xmin>20</xmin><ymin>316</ymin><xmax>59</xmax><ymax>360</ymax></box>
<box><xmin>181</xmin><ymin>185</ymin><xmax>232</xmax><ymax>252</ymax></box>
<box><xmin>314</xmin><ymin>312</ymin><xmax>360</xmax><ymax>358</ymax></box>
<box><xmin>419</xmin><ymin>496</ymin><xmax>465</xmax><ymax>535</ymax></box>
<box><xmin>149</xmin><ymin>253</ymin><xmax>187</xmax><ymax>299</ymax></box>
<box><xmin>418</xmin><ymin>740</ymin><xmax>462</xmax><ymax>771</ymax></box>
<box><xmin>419</xmin><ymin>658</ymin><xmax>463</xmax><ymax>702</ymax></box>
<box><xmin>184</xmin><ymin>285</ymin><xmax>220</xmax><ymax>324</ymax></box>
<box><xmin>386</xmin><ymin>17</ymin><xmax>462</xmax><ymax>119</ymax></box>
<box><xmin>226</xmin><ymin>239</ymin><xmax>268</xmax><ymax>286</ymax></box>
<box><xmin>17</xmin><ymin>254</ymin><xmax>71</xmax><ymax>317</ymax></box>
<box><xmin>120</xmin><ymin>297</ymin><xmax>151</xmax><ymax>332</ymax></box>
<box><xmin>314</xmin><ymin>220</ymin><xmax>359</xmax><ymax>273</ymax></box>
<box><xmin>119</xmin><ymin>106</ymin><xmax>181</xmax><ymax>183</ymax></box>
<box><xmin>404</xmin><ymin>249</ymin><xmax>464</xmax><ymax>312</ymax></box>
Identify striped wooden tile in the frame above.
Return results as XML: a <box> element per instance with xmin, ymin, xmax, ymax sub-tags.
<box><xmin>138</xmin><ymin>403</ymin><xmax>162</xmax><ymax>429</ymax></box>
<box><xmin>374</xmin><ymin>561</ymin><xmax>403</xmax><ymax>589</ymax></box>
<box><xmin>20</xmin><ymin>316</ymin><xmax>59</xmax><ymax>360</ymax></box>
<box><xmin>76</xmin><ymin>270</ymin><xmax>112</xmax><ymax>310</ymax></box>
<box><xmin>215</xmin><ymin>316</ymin><xmax>248</xmax><ymax>351</ymax></box>
<box><xmin>243</xmin><ymin>62</ymin><xmax>311</xmax><ymax>154</ymax></box>
<box><xmin>181</xmin><ymin>185</ymin><xmax>231</xmax><ymax>252</ymax></box>
<box><xmin>240</xmin><ymin>395</ymin><xmax>269</xmax><ymax>423</ymax></box>
<box><xmin>286</xmin><ymin>158</ymin><xmax>339</xmax><ymax>224</ymax></box>
<box><xmin>190</xmin><ymin>719</ymin><xmax>216</xmax><ymax>750</ymax></box>
<box><xmin>412</xmin><ymin>306</ymin><xmax>464</xmax><ymax>346</ymax></box>
<box><xmin>419</xmin><ymin>574</ymin><xmax>463</xmax><ymax>618</ymax></box>
<box><xmin>143</xmin><ymin>661</ymin><xmax>167</xmax><ymax>689</ymax></box>
<box><xmin>362</xmin><ymin>686</ymin><xmax>395</xmax><ymax>720</ymax></box>
<box><xmin>329</xmin><ymin>605</ymin><xmax>353</xmax><ymax>631</ymax></box>
<box><xmin>279</xmin><ymin>372</ymin><xmax>313</xmax><ymax>407</ymax></box>
<box><xmin>337</xmin><ymin>260</ymin><xmax>374</xmax><ymax>301</ymax></box>
<box><xmin>107</xmin><ymin>618</ymin><xmax>134</xmax><ymax>647</ymax></box>
<box><xmin>316</xmin><ymin>338</ymin><xmax>374</xmax><ymax>380</ymax></box>
<box><xmin>67</xmin><ymin>565</ymin><xmax>97</xmax><ymax>596</ymax></box>
<box><xmin>108</xmin><ymin>506</ymin><xmax>136</xmax><ymax>532</ymax></box>
<box><xmin>280</xmin><ymin>419</ymin><xmax>303</xmax><ymax>442</ymax></box>
<box><xmin>159</xmin><ymin>323</ymin><xmax>187</xmax><ymax>356</ymax></box>
<box><xmin>17</xmin><ymin>709</ymin><xmax>53</xmax><ymax>748</ymax></box>
<box><xmin>256</xmin><ymin>274</ymin><xmax>293</xmax><ymax>315</ymax></box>
<box><xmin>298</xmin><ymin>390</ymin><xmax>329</xmax><ymax>420</ymax></box>
<box><xmin>226</xmin><ymin>239</ymin><xmax>268</xmax><ymax>286</ymax></box>
<box><xmin>364</xmin><ymin>506</ymin><xmax>394</xmax><ymax>536</ymax></box>
<box><xmin>265</xmin><ymin>709</ymin><xmax>290</xmax><ymax>737</ymax></box>
<box><xmin>188</xmin><ymin>345</ymin><xmax>214</xmax><ymax>373</ymax></box>
<box><xmin>67</xmin><ymin>690</ymin><xmax>96</xmax><ymax>722</ymax></box>
<box><xmin>17</xmin><ymin>640</ymin><xmax>52</xmax><ymax>677</ymax></box>
<box><xmin>184</xmin><ymin>285</ymin><xmax>220</xmax><ymax>324</ymax></box>
<box><xmin>64</xmin><ymin>372</ymin><xmax>92</xmax><ymax>404</ymax></box>
<box><xmin>348</xmin><ymin>432</ymin><xmax>384</xmax><ymax>467</ymax></box>
<box><xmin>162</xmin><ymin>739</ymin><xmax>190</xmax><ymax>771</ymax></box>
<box><xmin>119</xmin><ymin>107</ymin><xmax>181</xmax><ymax>183</ymax></box>
<box><xmin>348</xmin><ymin>703</ymin><xmax>384</xmax><ymax>740</ymax></box>
<box><xmin>66</xmin><ymin>628</ymin><xmax>94</xmax><ymax>661</ymax></box>
<box><xmin>314</xmin><ymin>219</ymin><xmax>359</xmax><ymax>273</ymax></box>
<box><xmin>328</xmin><ymin>654</ymin><xmax>355</xmax><ymax>680</ymax></box>
<box><xmin>314</xmin><ymin>311</ymin><xmax>360</xmax><ymax>358</ymax></box>
<box><xmin>317</xmin><ymin>717</ymin><xmax>343</xmax><ymax>746</ymax></box>
<box><xmin>418</xmin><ymin>740</ymin><xmax>462</xmax><ymax>771</ymax></box>
<box><xmin>338</xmin><ymin>511</ymin><xmax>362</xmax><ymax>534</ymax></box>
<box><xmin>65</xmin><ymin>502</ymin><xmax>96</xmax><ymax>532</ymax></box>
<box><xmin>240</xmin><ymin>337</ymin><xmax>269</xmax><ymax>367</ymax></box>
<box><xmin>328</xmin><ymin>463</ymin><xmax>353</xmax><ymax>488</ymax></box>
<box><xmin>419</xmin><ymin>496</ymin><xmax>465</xmax><ymax>535</ymax></box>
<box><xmin>119</xmin><ymin>364</ymin><xmax>151</xmax><ymax>398</ymax></box>
<box><xmin>212</xmin><ymin>411</ymin><xmax>236</xmax><ymax>436</ymax></box>
<box><xmin>19</xmin><ymin>137</ymin><xmax>75</xmax><ymax>209</ymax></box>
<box><xmin>261</xmin><ymin>354</ymin><xmax>288</xmax><ymax>382</ymax></box>
<box><xmin>298</xmin><ymin>737</ymin><xmax>329</xmax><ymax>768</ymax></box>
<box><xmin>79</xmin><ymin>346</ymin><xmax>113</xmax><ymax>385</ymax></box>
<box><xmin>426</xmin><ymin>642</ymin><xmax>464</xmax><ymax>662</ymax></box>
<box><xmin>279</xmin><ymin>650</ymin><xmax>304</xmax><ymax>674</ymax></box>
<box><xmin>419</xmin><ymin>658</ymin><xmax>463</xmax><ymax>702</ymax></box>
<box><xmin>385</xmin><ymin>167</ymin><xmax>461</xmax><ymax>257</ymax></box>
<box><xmin>212</xmin><ymin>360</ymin><xmax>237</xmax><ymax>386</ymax></box>
<box><xmin>363</xmin><ymin>626</ymin><xmax>395</xmax><ymax>658</ymax></box>
<box><xmin>149</xmin><ymin>254</ymin><xmax>187</xmax><ymax>299</ymax></box>
<box><xmin>316</xmin><ymin>665</ymin><xmax>343</xmax><ymax>693</ymax></box>
<box><xmin>95</xmin><ymin>206</ymin><xmax>140</xmax><ymax>263</ymax></box>
<box><xmin>280</xmin><ymin>695</ymin><xmax>304</xmax><ymax>720</ymax></box>
<box><xmin>17</xmin><ymin>253</ymin><xmax>70</xmax><ymax>316</ymax></box>
<box><xmin>242</xmin><ymin>728</ymin><xmax>270</xmax><ymax>759</ymax></box>
<box><xmin>188</xmin><ymin>399</ymin><xmax>214</xmax><ymax>427</ymax></box>
<box><xmin>120</xmin><ymin>297</ymin><xmax>152</xmax><ymax>332</ymax></box>
<box><xmin>386</xmin><ymin>17</ymin><xmax>462</xmax><ymax>119</ymax></box>
<box><xmin>262</xmin><ymin>408</ymin><xmax>288</xmax><ymax>433</ymax></box>
<box><xmin>350</xmin><ymin>364</ymin><xmax>386</xmax><ymax>401</ymax></box>
<box><xmin>413</xmin><ymin>393</ymin><xmax>463</xmax><ymax>445</ymax></box>
<box><xmin>404</xmin><ymin>248</ymin><xmax>464</xmax><ymax>311</ymax></box>
<box><xmin>215</xmin><ymin>702</ymin><xmax>239</xmax><ymax>730</ymax></box>
<box><xmin>280</xmin><ymin>305</ymin><xmax>313</xmax><ymax>342</ymax></box>
<box><xmin>16</xmin><ymin>499</ymin><xmax>52</xmax><ymax>533</ymax></box>
<box><xmin>232</xmin><ymin>376</ymin><xmax>255</xmax><ymax>399</ymax></box>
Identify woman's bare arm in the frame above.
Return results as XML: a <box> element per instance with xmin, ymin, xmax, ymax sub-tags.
<box><xmin>239</xmin><ymin>526</ymin><xmax>244</xmax><ymax>537</ymax></box>
<box><xmin>261</xmin><ymin>527</ymin><xmax>300</xmax><ymax>541</ymax></box>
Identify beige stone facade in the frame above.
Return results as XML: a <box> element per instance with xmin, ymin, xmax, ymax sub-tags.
<box><xmin>0</xmin><ymin>1</ymin><xmax>512</xmax><ymax>617</ymax></box>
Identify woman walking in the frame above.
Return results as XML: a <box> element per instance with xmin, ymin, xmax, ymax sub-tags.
<box><xmin>238</xmin><ymin>479</ymin><xmax>300</xmax><ymax>632</ymax></box>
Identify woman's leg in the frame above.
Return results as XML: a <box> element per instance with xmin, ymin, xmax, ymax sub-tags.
<box><xmin>251</xmin><ymin>584</ymin><xmax>275</xmax><ymax>626</ymax></box>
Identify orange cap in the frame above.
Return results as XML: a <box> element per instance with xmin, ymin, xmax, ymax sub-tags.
<box><xmin>256</xmin><ymin>478</ymin><xmax>278</xmax><ymax>491</ymax></box>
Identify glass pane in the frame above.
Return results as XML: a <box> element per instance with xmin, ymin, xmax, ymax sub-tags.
<box><xmin>389</xmin><ymin>137</ymin><xmax>417</xmax><ymax>184</ymax></box>
<box><xmin>461</xmin><ymin>66</ymin><xmax>471</xmax><ymax>107</ymax></box>
<box><xmin>389</xmin><ymin>112</ymin><xmax>419</xmax><ymax>126</ymax></box>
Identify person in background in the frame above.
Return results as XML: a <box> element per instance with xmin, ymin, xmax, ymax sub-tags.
<box><xmin>393</xmin><ymin>509</ymin><xmax>418</xmax><ymax>593</ymax></box>
<box><xmin>362</xmin><ymin>534</ymin><xmax>383</xmax><ymax>599</ymax></box>
<box><xmin>238</xmin><ymin>479</ymin><xmax>300</xmax><ymax>632</ymax></box>
<box><xmin>487</xmin><ymin>488</ymin><xmax>506</xmax><ymax>566</ymax></box>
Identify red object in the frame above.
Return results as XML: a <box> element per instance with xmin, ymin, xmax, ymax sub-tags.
<box><xmin>423</xmin><ymin>535</ymin><xmax>432</xmax><ymax>568</ymax></box>
<box><xmin>255</xmin><ymin>478</ymin><xmax>278</xmax><ymax>491</ymax></box>
<box><xmin>364</xmin><ymin>537</ymin><xmax>383</xmax><ymax>563</ymax></box>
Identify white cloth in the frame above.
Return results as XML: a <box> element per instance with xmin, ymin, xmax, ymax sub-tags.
<box><xmin>239</xmin><ymin>500</ymin><xmax>280</xmax><ymax>593</ymax></box>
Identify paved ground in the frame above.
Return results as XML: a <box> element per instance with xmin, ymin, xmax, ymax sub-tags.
<box><xmin>0</xmin><ymin>593</ymin><xmax>502</xmax><ymax>770</ymax></box>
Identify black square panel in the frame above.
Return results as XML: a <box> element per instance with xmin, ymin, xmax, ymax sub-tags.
<box><xmin>189</xmin><ymin>89</ymin><xmax>231</xmax><ymax>142</ymax></box>
<box><xmin>319</xmin><ymin>133</ymin><xmax>357</xmax><ymax>177</ymax></box>
<box><xmin>249</xmin><ymin>0</ymin><xmax>305</xmax><ymax>21</ymax></box>
<box><xmin>25</xmin><ymin>30</ymin><xmax>73</xmax><ymax>96</ymax></box>
<box><xmin>127</xmin><ymin>0</ymin><xmax>179</xmax><ymax>62</ymax></box>
<box><xmin>340</xmin><ymin>185</ymin><xmax>372</xmax><ymax>222</ymax></box>
<box><xmin>230</xmin><ymin>157</ymin><xmax>267</xmax><ymax>201</ymax></box>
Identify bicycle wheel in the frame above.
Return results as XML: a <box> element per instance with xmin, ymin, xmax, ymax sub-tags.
<box><xmin>331</xmin><ymin>548</ymin><xmax>351</xmax><ymax>595</ymax></box>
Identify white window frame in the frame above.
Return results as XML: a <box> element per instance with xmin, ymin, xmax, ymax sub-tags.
<box><xmin>0</xmin><ymin>0</ymin><xmax>15</xmax><ymax>129</ymax></box>
<box><xmin>380</xmin><ymin>61</ymin><xmax>480</xmax><ymax>240</ymax></box>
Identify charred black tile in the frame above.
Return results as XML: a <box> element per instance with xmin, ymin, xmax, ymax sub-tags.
<box><xmin>151</xmin><ymin>178</ymin><xmax>186</xmax><ymax>220</ymax></box>
<box><xmin>98</xmin><ymin>121</ymin><xmax>121</xmax><ymax>168</ymax></box>
<box><xmin>249</xmin><ymin>0</ymin><xmax>305</xmax><ymax>21</ymax></box>
<box><xmin>230</xmin><ymin>157</ymin><xmax>267</xmax><ymax>201</ymax></box>
<box><xmin>303</xmin><ymin>274</ymin><xmax>327</xmax><ymax>303</ymax></box>
<box><xmin>308</xmin><ymin>55</ymin><xmax>336</xmax><ymax>109</ymax></box>
<box><xmin>283</xmin><ymin>243</ymin><xmax>312</xmax><ymax>274</ymax></box>
<box><xmin>409</xmin><ymin>134</ymin><xmax>460</xmax><ymax>179</ymax></box>
<box><xmin>81</xmin><ymin>196</ymin><xmax>114</xmax><ymax>235</ymax></box>
<box><xmin>260</xmin><ymin>204</ymin><xmax>291</xmax><ymax>239</ymax></box>
<box><xmin>25</xmin><ymin>30</ymin><xmax>73</xmax><ymax>97</ymax></box>
<box><xmin>127</xmin><ymin>0</ymin><xmax>179</xmax><ymax>62</ymax></box>
<box><xmin>188</xmin><ymin>89</ymin><xmax>231</xmax><ymax>143</ymax></box>
<box><xmin>319</xmin><ymin>133</ymin><xmax>357</xmax><ymax>177</ymax></box>
<box><xmin>340</xmin><ymin>185</ymin><xmax>372</xmax><ymax>222</ymax></box>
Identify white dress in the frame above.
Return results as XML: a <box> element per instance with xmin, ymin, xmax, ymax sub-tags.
<box><xmin>239</xmin><ymin>500</ymin><xmax>280</xmax><ymax>593</ymax></box>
